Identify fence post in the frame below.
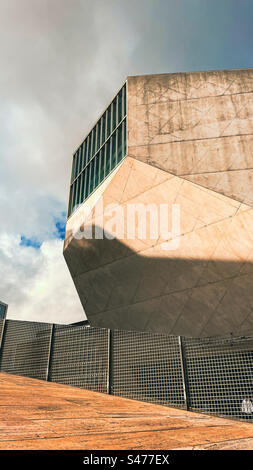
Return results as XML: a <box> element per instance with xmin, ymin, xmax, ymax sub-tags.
<box><xmin>46</xmin><ymin>324</ymin><xmax>55</xmax><ymax>381</ymax></box>
<box><xmin>107</xmin><ymin>329</ymin><xmax>113</xmax><ymax>395</ymax></box>
<box><xmin>0</xmin><ymin>319</ymin><xmax>7</xmax><ymax>369</ymax></box>
<box><xmin>178</xmin><ymin>336</ymin><xmax>190</xmax><ymax>410</ymax></box>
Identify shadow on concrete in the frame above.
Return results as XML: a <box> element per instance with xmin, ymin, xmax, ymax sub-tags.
<box><xmin>64</xmin><ymin>226</ymin><xmax>253</xmax><ymax>338</ymax></box>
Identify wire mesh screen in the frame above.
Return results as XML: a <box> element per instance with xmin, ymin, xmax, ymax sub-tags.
<box><xmin>0</xmin><ymin>320</ymin><xmax>51</xmax><ymax>380</ymax></box>
<box><xmin>182</xmin><ymin>335</ymin><xmax>253</xmax><ymax>420</ymax></box>
<box><xmin>49</xmin><ymin>325</ymin><xmax>108</xmax><ymax>392</ymax></box>
<box><xmin>111</xmin><ymin>330</ymin><xmax>186</xmax><ymax>408</ymax></box>
<box><xmin>0</xmin><ymin>319</ymin><xmax>252</xmax><ymax>422</ymax></box>
<box><xmin>0</xmin><ymin>319</ymin><xmax>4</xmax><ymax>344</ymax></box>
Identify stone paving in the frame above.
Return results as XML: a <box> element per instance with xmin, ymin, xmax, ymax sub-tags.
<box><xmin>0</xmin><ymin>372</ymin><xmax>252</xmax><ymax>450</ymax></box>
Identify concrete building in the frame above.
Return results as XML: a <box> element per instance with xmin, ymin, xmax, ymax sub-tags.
<box><xmin>64</xmin><ymin>69</ymin><xmax>253</xmax><ymax>338</ymax></box>
<box><xmin>0</xmin><ymin>301</ymin><xmax>7</xmax><ymax>320</ymax></box>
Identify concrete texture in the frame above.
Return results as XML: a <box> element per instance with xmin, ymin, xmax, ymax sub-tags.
<box><xmin>64</xmin><ymin>157</ymin><xmax>253</xmax><ymax>336</ymax></box>
<box><xmin>0</xmin><ymin>372</ymin><xmax>252</xmax><ymax>450</ymax></box>
<box><xmin>64</xmin><ymin>69</ymin><xmax>253</xmax><ymax>337</ymax></box>
<box><xmin>128</xmin><ymin>69</ymin><xmax>253</xmax><ymax>207</ymax></box>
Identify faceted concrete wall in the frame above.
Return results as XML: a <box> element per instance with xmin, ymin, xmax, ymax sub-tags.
<box><xmin>64</xmin><ymin>69</ymin><xmax>253</xmax><ymax>337</ymax></box>
<box><xmin>128</xmin><ymin>69</ymin><xmax>253</xmax><ymax>206</ymax></box>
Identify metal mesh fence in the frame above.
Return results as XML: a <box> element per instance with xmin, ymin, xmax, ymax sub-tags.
<box><xmin>0</xmin><ymin>319</ymin><xmax>5</xmax><ymax>344</ymax></box>
<box><xmin>111</xmin><ymin>330</ymin><xmax>186</xmax><ymax>408</ymax></box>
<box><xmin>0</xmin><ymin>319</ymin><xmax>252</xmax><ymax>422</ymax></box>
<box><xmin>182</xmin><ymin>335</ymin><xmax>253</xmax><ymax>420</ymax></box>
<box><xmin>49</xmin><ymin>324</ymin><xmax>108</xmax><ymax>392</ymax></box>
<box><xmin>0</xmin><ymin>320</ymin><xmax>51</xmax><ymax>380</ymax></box>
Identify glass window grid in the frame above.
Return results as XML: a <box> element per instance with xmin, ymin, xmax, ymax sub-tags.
<box><xmin>68</xmin><ymin>83</ymin><xmax>127</xmax><ymax>217</ymax></box>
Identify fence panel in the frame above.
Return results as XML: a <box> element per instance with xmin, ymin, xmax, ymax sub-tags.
<box><xmin>111</xmin><ymin>329</ymin><xmax>186</xmax><ymax>408</ymax></box>
<box><xmin>0</xmin><ymin>319</ymin><xmax>252</xmax><ymax>422</ymax></box>
<box><xmin>0</xmin><ymin>319</ymin><xmax>5</xmax><ymax>347</ymax></box>
<box><xmin>182</xmin><ymin>335</ymin><xmax>253</xmax><ymax>420</ymax></box>
<box><xmin>0</xmin><ymin>320</ymin><xmax>52</xmax><ymax>380</ymax></box>
<box><xmin>49</xmin><ymin>324</ymin><xmax>108</xmax><ymax>393</ymax></box>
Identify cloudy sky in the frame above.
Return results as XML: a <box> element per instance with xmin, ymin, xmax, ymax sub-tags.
<box><xmin>1</xmin><ymin>0</ymin><xmax>253</xmax><ymax>324</ymax></box>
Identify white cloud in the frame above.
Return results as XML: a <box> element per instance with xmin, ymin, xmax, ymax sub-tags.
<box><xmin>0</xmin><ymin>233</ymin><xmax>84</xmax><ymax>324</ymax></box>
<box><xmin>0</xmin><ymin>0</ymin><xmax>138</xmax><ymax>323</ymax></box>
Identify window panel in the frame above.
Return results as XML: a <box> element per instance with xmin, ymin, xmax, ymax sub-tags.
<box><xmin>72</xmin><ymin>181</ymin><xmax>77</xmax><ymax>213</ymax></box>
<box><xmin>85</xmin><ymin>165</ymin><xmax>90</xmax><ymax>199</ymax></box>
<box><xmin>68</xmin><ymin>185</ymin><xmax>73</xmax><ymax>217</ymax></box>
<box><xmin>112</xmin><ymin>98</ymin><xmax>117</xmax><ymax>131</ymax></box>
<box><xmin>118</xmin><ymin>89</ymin><xmax>122</xmax><ymax>123</ymax></box>
<box><xmin>97</xmin><ymin>120</ymin><xmax>101</xmax><ymax>152</ymax></box>
<box><xmin>122</xmin><ymin>84</ymin><xmax>126</xmax><ymax>117</ymax></box>
<box><xmin>87</xmin><ymin>133</ymin><xmax>92</xmax><ymax>163</ymax></box>
<box><xmin>92</xmin><ymin>129</ymin><xmax>96</xmax><ymax>159</ymax></box>
<box><xmin>101</xmin><ymin>114</ymin><xmax>106</xmax><ymax>145</ymax></box>
<box><xmin>111</xmin><ymin>132</ymin><xmax>117</xmax><ymax>170</ymax></box>
<box><xmin>81</xmin><ymin>142</ymin><xmax>86</xmax><ymax>172</ymax></box>
<box><xmin>95</xmin><ymin>153</ymin><xmax>100</xmax><ymax>188</ymax></box>
<box><xmin>71</xmin><ymin>155</ymin><xmax>76</xmax><ymax>182</ymax></box>
<box><xmin>79</xmin><ymin>171</ymin><xmax>85</xmax><ymax>205</ymax></box>
<box><xmin>117</xmin><ymin>125</ymin><xmax>122</xmax><ymax>163</ymax></box>
<box><xmin>82</xmin><ymin>170</ymin><xmax>87</xmax><ymax>203</ymax></box>
<box><xmin>90</xmin><ymin>131</ymin><xmax>93</xmax><ymax>160</ymax></box>
<box><xmin>123</xmin><ymin>119</ymin><xmax>127</xmax><ymax>156</ymax></box>
<box><xmin>84</xmin><ymin>137</ymin><xmax>87</xmax><ymax>166</ymax></box>
<box><xmin>100</xmin><ymin>148</ymin><xmax>105</xmax><ymax>183</ymax></box>
<box><xmin>106</xmin><ymin>107</ymin><xmax>111</xmax><ymax>139</ymax></box>
<box><xmin>78</xmin><ymin>147</ymin><xmax>82</xmax><ymax>175</ymax></box>
<box><xmin>89</xmin><ymin>159</ymin><xmax>95</xmax><ymax>195</ymax></box>
<box><xmin>68</xmin><ymin>83</ymin><xmax>127</xmax><ymax>217</ymax></box>
<box><xmin>75</xmin><ymin>149</ymin><xmax>80</xmax><ymax>177</ymax></box>
<box><xmin>76</xmin><ymin>176</ymin><xmax>81</xmax><ymax>207</ymax></box>
<box><xmin>74</xmin><ymin>151</ymin><xmax>79</xmax><ymax>178</ymax></box>
<box><xmin>78</xmin><ymin>149</ymin><xmax>81</xmax><ymax>177</ymax></box>
<box><xmin>85</xmin><ymin>135</ymin><xmax>88</xmax><ymax>165</ymax></box>
<box><xmin>105</xmin><ymin>141</ymin><xmax>111</xmax><ymax>177</ymax></box>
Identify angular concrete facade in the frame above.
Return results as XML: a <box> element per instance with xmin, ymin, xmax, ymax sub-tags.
<box><xmin>64</xmin><ymin>69</ymin><xmax>253</xmax><ymax>337</ymax></box>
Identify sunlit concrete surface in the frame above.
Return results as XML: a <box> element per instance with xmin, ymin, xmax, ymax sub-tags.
<box><xmin>0</xmin><ymin>373</ymin><xmax>252</xmax><ymax>450</ymax></box>
<box><xmin>64</xmin><ymin>69</ymin><xmax>253</xmax><ymax>337</ymax></box>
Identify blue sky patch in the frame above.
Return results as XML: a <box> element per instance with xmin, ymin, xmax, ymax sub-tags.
<box><xmin>54</xmin><ymin>212</ymin><xmax>66</xmax><ymax>240</ymax></box>
<box><xmin>19</xmin><ymin>211</ymin><xmax>66</xmax><ymax>249</ymax></box>
<box><xmin>20</xmin><ymin>235</ymin><xmax>42</xmax><ymax>250</ymax></box>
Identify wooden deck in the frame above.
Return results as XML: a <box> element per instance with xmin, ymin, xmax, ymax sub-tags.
<box><xmin>0</xmin><ymin>372</ymin><xmax>252</xmax><ymax>450</ymax></box>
